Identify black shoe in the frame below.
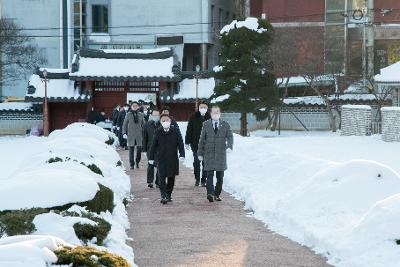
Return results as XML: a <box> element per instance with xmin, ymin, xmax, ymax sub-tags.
<box><xmin>207</xmin><ymin>194</ymin><xmax>214</xmax><ymax>202</ymax></box>
<box><xmin>201</xmin><ymin>182</ymin><xmax>206</xmax><ymax>187</ymax></box>
<box><xmin>125</xmin><ymin>147</ymin><xmax>129</xmax><ymax>150</ymax></box>
<box><xmin>195</xmin><ymin>181</ymin><xmax>200</xmax><ymax>187</ymax></box>
<box><xmin>215</xmin><ymin>196</ymin><xmax>222</xmax><ymax>201</ymax></box>
<box><xmin>130</xmin><ymin>166</ymin><xmax>134</xmax><ymax>170</ymax></box>
<box><xmin>155</xmin><ymin>184</ymin><xmax>159</xmax><ymax>188</ymax></box>
<box><xmin>167</xmin><ymin>197</ymin><xmax>173</xmax><ymax>202</ymax></box>
<box><xmin>160</xmin><ymin>198</ymin><xmax>168</xmax><ymax>204</ymax></box>
<box><xmin>136</xmin><ymin>163</ymin><xmax>139</xmax><ymax>168</ymax></box>
<box><xmin>148</xmin><ymin>183</ymin><xmax>153</xmax><ymax>188</ymax></box>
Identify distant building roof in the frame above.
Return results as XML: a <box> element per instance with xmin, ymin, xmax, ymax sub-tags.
<box><xmin>161</xmin><ymin>78</ymin><xmax>215</xmax><ymax>103</ymax></box>
<box><xmin>374</xmin><ymin>61</ymin><xmax>400</xmax><ymax>84</ymax></box>
<box><xmin>69</xmin><ymin>47</ymin><xmax>181</xmax><ymax>81</ymax></box>
<box><xmin>26</xmin><ymin>69</ymin><xmax>90</xmax><ymax>103</ymax></box>
<box><xmin>0</xmin><ymin>102</ymin><xmax>33</xmax><ymax>112</ymax></box>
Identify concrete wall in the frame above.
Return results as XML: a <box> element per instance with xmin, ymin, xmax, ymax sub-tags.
<box><xmin>0</xmin><ymin>0</ymin><xmax>64</xmax><ymax>98</ymax></box>
<box><xmin>0</xmin><ymin>112</ymin><xmax>42</xmax><ymax>135</ymax></box>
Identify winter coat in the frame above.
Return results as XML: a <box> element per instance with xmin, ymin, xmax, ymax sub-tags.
<box><xmin>117</xmin><ymin>110</ymin><xmax>128</xmax><ymax>129</ymax></box>
<box><xmin>122</xmin><ymin>111</ymin><xmax>145</xmax><ymax>147</ymax></box>
<box><xmin>185</xmin><ymin>111</ymin><xmax>211</xmax><ymax>151</ymax></box>
<box><xmin>149</xmin><ymin>127</ymin><xmax>185</xmax><ymax>178</ymax></box>
<box><xmin>143</xmin><ymin>120</ymin><xmax>161</xmax><ymax>152</ymax></box>
<box><xmin>197</xmin><ymin>119</ymin><xmax>233</xmax><ymax>171</ymax></box>
<box><xmin>112</xmin><ymin>108</ymin><xmax>120</xmax><ymax>126</ymax></box>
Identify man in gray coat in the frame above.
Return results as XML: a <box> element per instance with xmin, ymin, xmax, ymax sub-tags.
<box><xmin>123</xmin><ymin>101</ymin><xmax>145</xmax><ymax>169</ymax></box>
<box><xmin>197</xmin><ymin>105</ymin><xmax>233</xmax><ymax>202</ymax></box>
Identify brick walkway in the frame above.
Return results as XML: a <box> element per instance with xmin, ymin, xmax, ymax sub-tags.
<box><xmin>121</xmin><ymin>151</ymin><xmax>331</xmax><ymax>267</ymax></box>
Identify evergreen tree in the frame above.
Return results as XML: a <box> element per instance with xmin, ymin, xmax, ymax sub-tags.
<box><xmin>212</xmin><ymin>17</ymin><xmax>279</xmax><ymax>136</ymax></box>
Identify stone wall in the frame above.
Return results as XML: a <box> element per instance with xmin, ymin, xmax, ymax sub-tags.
<box><xmin>381</xmin><ymin>107</ymin><xmax>400</xmax><ymax>142</ymax></box>
<box><xmin>341</xmin><ymin>105</ymin><xmax>372</xmax><ymax>136</ymax></box>
<box><xmin>0</xmin><ymin>113</ymin><xmax>43</xmax><ymax>135</ymax></box>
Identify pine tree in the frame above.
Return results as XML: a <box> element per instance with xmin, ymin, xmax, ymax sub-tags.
<box><xmin>212</xmin><ymin>17</ymin><xmax>279</xmax><ymax>136</ymax></box>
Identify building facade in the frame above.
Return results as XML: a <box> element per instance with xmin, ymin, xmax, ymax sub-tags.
<box><xmin>1</xmin><ymin>0</ymin><xmax>237</xmax><ymax>99</ymax></box>
<box><xmin>250</xmin><ymin>0</ymin><xmax>400</xmax><ymax>81</ymax></box>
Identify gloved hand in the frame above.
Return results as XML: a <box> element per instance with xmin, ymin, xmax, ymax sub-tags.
<box><xmin>148</xmin><ymin>160</ymin><xmax>154</xmax><ymax>165</ymax></box>
<box><xmin>123</xmin><ymin>134</ymin><xmax>128</xmax><ymax>139</ymax></box>
<box><xmin>185</xmin><ymin>144</ymin><xmax>191</xmax><ymax>150</ymax></box>
<box><xmin>179</xmin><ymin>157</ymin><xmax>185</xmax><ymax>162</ymax></box>
<box><xmin>198</xmin><ymin>156</ymin><xmax>203</xmax><ymax>161</ymax></box>
<box><xmin>112</xmin><ymin>126</ymin><xmax>116</xmax><ymax>130</ymax></box>
<box><xmin>227</xmin><ymin>148</ymin><xmax>233</xmax><ymax>153</ymax></box>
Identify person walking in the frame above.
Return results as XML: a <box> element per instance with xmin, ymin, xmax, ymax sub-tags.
<box><xmin>197</xmin><ymin>105</ymin><xmax>233</xmax><ymax>202</ymax></box>
<box><xmin>148</xmin><ymin>114</ymin><xmax>185</xmax><ymax>204</ymax></box>
<box><xmin>143</xmin><ymin>109</ymin><xmax>161</xmax><ymax>188</ymax></box>
<box><xmin>160</xmin><ymin>106</ymin><xmax>181</xmax><ymax>135</ymax></box>
<box><xmin>123</xmin><ymin>101</ymin><xmax>145</xmax><ymax>169</ymax></box>
<box><xmin>185</xmin><ymin>101</ymin><xmax>211</xmax><ymax>187</ymax></box>
<box><xmin>111</xmin><ymin>104</ymin><xmax>121</xmax><ymax>134</ymax></box>
<box><xmin>117</xmin><ymin>104</ymin><xmax>129</xmax><ymax>149</ymax></box>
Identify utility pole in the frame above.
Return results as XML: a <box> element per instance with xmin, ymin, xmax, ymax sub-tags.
<box><xmin>362</xmin><ymin>0</ymin><xmax>374</xmax><ymax>89</ymax></box>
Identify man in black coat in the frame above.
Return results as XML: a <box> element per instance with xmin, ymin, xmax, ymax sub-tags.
<box><xmin>111</xmin><ymin>104</ymin><xmax>121</xmax><ymax>134</ymax></box>
<box><xmin>143</xmin><ymin>109</ymin><xmax>161</xmax><ymax>188</ymax></box>
<box><xmin>160</xmin><ymin>106</ymin><xmax>181</xmax><ymax>136</ymax></box>
<box><xmin>185</xmin><ymin>101</ymin><xmax>211</xmax><ymax>186</ymax></box>
<box><xmin>117</xmin><ymin>104</ymin><xmax>129</xmax><ymax>149</ymax></box>
<box><xmin>148</xmin><ymin>114</ymin><xmax>185</xmax><ymax>204</ymax></box>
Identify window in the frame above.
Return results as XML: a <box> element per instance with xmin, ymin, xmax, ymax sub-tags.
<box><xmin>92</xmin><ymin>5</ymin><xmax>108</xmax><ymax>33</ymax></box>
<box><xmin>73</xmin><ymin>0</ymin><xmax>87</xmax><ymax>49</ymax></box>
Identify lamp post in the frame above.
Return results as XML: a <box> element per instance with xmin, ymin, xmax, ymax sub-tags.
<box><xmin>42</xmin><ymin>69</ymin><xmax>50</xmax><ymax>136</ymax></box>
<box><xmin>193</xmin><ymin>64</ymin><xmax>201</xmax><ymax>111</ymax></box>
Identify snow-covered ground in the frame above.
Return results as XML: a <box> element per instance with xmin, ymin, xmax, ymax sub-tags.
<box><xmin>0</xmin><ymin>123</ymin><xmax>134</xmax><ymax>266</ymax></box>
<box><xmin>179</xmin><ymin>122</ymin><xmax>400</xmax><ymax>267</ymax></box>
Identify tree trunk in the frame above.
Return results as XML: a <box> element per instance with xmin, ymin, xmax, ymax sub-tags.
<box><xmin>240</xmin><ymin>112</ymin><xmax>248</xmax><ymax>136</ymax></box>
<box><xmin>271</xmin><ymin>109</ymin><xmax>279</xmax><ymax>131</ymax></box>
<box><xmin>326</xmin><ymin>102</ymin><xmax>337</xmax><ymax>132</ymax></box>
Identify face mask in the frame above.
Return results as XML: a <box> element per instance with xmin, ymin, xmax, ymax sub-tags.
<box><xmin>151</xmin><ymin>115</ymin><xmax>160</xmax><ymax>122</ymax></box>
<box><xmin>161</xmin><ymin>121</ymin><xmax>171</xmax><ymax>129</ymax></box>
<box><xmin>211</xmin><ymin>114</ymin><xmax>221</xmax><ymax>121</ymax></box>
<box><xmin>124</xmin><ymin>107</ymin><xmax>129</xmax><ymax>111</ymax></box>
<box><xmin>199</xmin><ymin>108</ymin><xmax>207</xmax><ymax>115</ymax></box>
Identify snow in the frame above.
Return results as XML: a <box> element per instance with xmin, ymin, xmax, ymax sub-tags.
<box><xmin>284</xmin><ymin>94</ymin><xmax>376</xmax><ymax>106</ymax></box>
<box><xmin>0</xmin><ymin>102</ymin><xmax>33</xmax><ymax>111</ymax></box>
<box><xmin>0</xmin><ymin>123</ymin><xmax>134</xmax><ymax>266</ymax></box>
<box><xmin>211</xmin><ymin>94</ymin><xmax>230</xmax><ymax>104</ymax></box>
<box><xmin>102</xmin><ymin>47</ymin><xmax>170</xmax><ymax>54</ymax></box>
<box><xmin>174</xmin><ymin>78</ymin><xmax>215</xmax><ymax>100</ymax></box>
<box><xmin>177</xmin><ymin>121</ymin><xmax>400</xmax><ymax>267</ymax></box>
<box><xmin>0</xmin><ymin>235</ymin><xmax>67</xmax><ymax>267</ymax></box>
<box><xmin>381</xmin><ymin>107</ymin><xmax>400</xmax><ymax>112</ymax></box>
<box><xmin>342</xmin><ymin>104</ymin><xmax>372</xmax><ymax>110</ymax></box>
<box><xmin>27</xmin><ymin>74</ymin><xmax>84</xmax><ymax>100</ymax></box>
<box><xmin>374</xmin><ymin>61</ymin><xmax>400</xmax><ymax>83</ymax></box>
<box><xmin>220</xmin><ymin>17</ymin><xmax>267</xmax><ymax>35</ymax></box>
<box><xmin>70</xmin><ymin>55</ymin><xmax>175</xmax><ymax>78</ymax></box>
<box><xmin>213</xmin><ymin>65</ymin><xmax>223</xmax><ymax>72</ymax></box>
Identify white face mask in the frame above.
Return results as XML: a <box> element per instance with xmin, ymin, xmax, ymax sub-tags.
<box><xmin>161</xmin><ymin>121</ymin><xmax>171</xmax><ymax>129</ymax></box>
<box><xmin>211</xmin><ymin>114</ymin><xmax>221</xmax><ymax>121</ymax></box>
<box><xmin>123</xmin><ymin>107</ymin><xmax>129</xmax><ymax>111</ymax></box>
<box><xmin>199</xmin><ymin>108</ymin><xmax>207</xmax><ymax>115</ymax></box>
<box><xmin>151</xmin><ymin>116</ymin><xmax>160</xmax><ymax>122</ymax></box>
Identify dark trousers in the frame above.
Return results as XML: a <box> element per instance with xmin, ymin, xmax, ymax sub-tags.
<box><xmin>147</xmin><ymin>163</ymin><xmax>159</xmax><ymax>185</ymax></box>
<box><xmin>129</xmin><ymin>146</ymin><xmax>142</xmax><ymax>167</ymax></box>
<box><xmin>206</xmin><ymin>171</ymin><xmax>224</xmax><ymax>197</ymax></box>
<box><xmin>193</xmin><ymin>150</ymin><xmax>207</xmax><ymax>183</ymax></box>
<box><xmin>159</xmin><ymin>176</ymin><xmax>175</xmax><ymax>199</ymax></box>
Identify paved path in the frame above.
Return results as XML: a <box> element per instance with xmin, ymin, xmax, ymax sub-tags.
<box><xmin>121</xmin><ymin>151</ymin><xmax>331</xmax><ymax>267</ymax></box>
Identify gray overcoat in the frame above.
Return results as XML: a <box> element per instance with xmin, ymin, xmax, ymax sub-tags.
<box><xmin>197</xmin><ymin>119</ymin><xmax>233</xmax><ymax>171</ymax></box>
<box><xmin>122</xmin><ymin>111</ymin><xmax>145</xmax><ymax>147</ymax></box>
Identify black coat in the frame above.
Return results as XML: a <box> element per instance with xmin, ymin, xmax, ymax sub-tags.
<box><xmin>143</xmin><ymin>120</ymin><xmax>161</xmax><ymax>152</ymax></box>
<box><xmin>117</xmin><ymin>110</ymin><xmax>128</xmax><ymax>128</ymax></box>
<box><xmin>112</xmin><ymin>109</ymin><xmax>120</xmax><ymax>126</ymax></box>
<box><xmin>185</xmin><ymin>111</ymin><xmax>211</xmax><ymax>151</ymax></box>
<box><xmin>149</xmin><ymin>127</ymin><xmax>185</xmax><ymax>178</ymax></box>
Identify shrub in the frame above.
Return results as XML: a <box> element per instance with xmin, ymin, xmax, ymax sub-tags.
<box><xmin>73</xmin><ymin>214</ymin><xmax>111</xmax><ymax>245</ymax></box>
<box><xmin>116</xmin><ymin>160</ymin><xmax>122</xmax><ymax>167</ymax></box>
<box><xmin>81</xmin><ymin>162</ymin><xmax>103</xmax><ymax>177</ymax></box>
<box><xmin>80</xmin><ymin>184</ymin><xmax>114</xmax><ymax>214</ymax></box>
<box><xmin>47</xmin><ymin>157</ymin><xmax>63</xmax><ymax>163</ymax></box>
<box><xmin>0</xmin><ymin>208</ymin><xmax>48</xmax><ymax>236</ymax></box>
<box><xmin>105</xmin><ymin>136</ymin><xmax>115</xmax><ymax>145</ymax></box>
<box><xmin>55</xmin><ymin>246</ymin><xmax>129</xmax><ymax>267</ymax></box>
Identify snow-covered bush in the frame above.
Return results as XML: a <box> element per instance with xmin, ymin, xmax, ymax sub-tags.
<box><xmin>0</xmin><ymin>208</ymin><xmax>48</xmax><ymax>237</ymax></box>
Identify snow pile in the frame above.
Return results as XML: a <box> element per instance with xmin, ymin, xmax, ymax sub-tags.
<box><xmin>0</xmin><ymin>102</ymin><xmax>33</xmax><ymax>111</ymax></box>
<box><xmin>174</xmin><ymin>78</ymin><xmax>215</xmax><ymax>100</ymax></box>
<box><xmin>220</xmin><ymin>17</ymin><xmax>267</xmax><ymax>35</ymax></box>
<box><xmin>211</xmin><ymin>94</ymin><xmax>230</xmax><ymax>104</ymax></box>
<box><xmin>219</xmin><ymin>133</ymin><xmax>400</xmax><ymax>267</ymax></box>
<box><xmin>375</xmin><ymin>61</ymin><xmax>400</xmax><ymax>83</ymax></box>
<box><xmin>284</xmin><ymin>94</ymin><xmax>377</xmax><ymax>106</ymax></box>
<box><xmin>0</xmin><ymin>123</ymin><xmax>134</xmax><ymax>266</ymax></box>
